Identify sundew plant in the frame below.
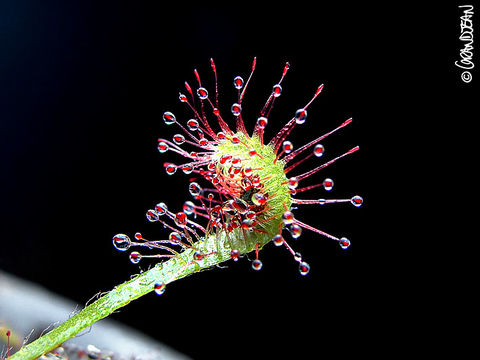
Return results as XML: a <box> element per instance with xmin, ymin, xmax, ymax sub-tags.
<box><xmin>8</xmin><ymin>58</ymin><xmax>362</xmax><ymax>359</ymax></box>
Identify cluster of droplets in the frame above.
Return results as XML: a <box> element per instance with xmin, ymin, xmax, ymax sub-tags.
<box><xmin>113</xmin><ymin>58</ymin><xmax>362</xmax><ymax>290</ymax></box>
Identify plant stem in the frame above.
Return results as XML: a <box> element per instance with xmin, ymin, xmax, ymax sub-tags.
<box><xmin>9</xmin><ymin>245</ymin><xmax>228</xmax><ymax>360</ymax></box>
<box><xmin>10</xmin><ymin>193</ymin><xmax>284</xmax><ymax>359</ymax></box>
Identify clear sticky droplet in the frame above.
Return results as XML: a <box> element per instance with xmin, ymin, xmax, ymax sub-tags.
<box><xmin>231</xmin><ymin>103</ymin><xmax>242</xmax><ymax>116</ymax></box>
<box><xmin>351</xmin><ymin>195</ymin><xmax>363</xmax><ymax>207</ymax></box>
<box><xmin>295</xmin><ymin>108</ymin><xmax>307</xmax><ymax>124</ymax></box>
<box><xmin>288</xmin><ymin>177</ymin><xmax>299</xmax><ymax>190</ymax></box>
<box><xmin>252</xmin><ymin>192</ymin><xmax>267</xmax><ymax>206</ymax></box>
<box><xmin>179</xmin><ymin>93</ymin><xmax>187</xmax><ymax>103</ymax></box>
<box><xmin>252</xmin><ymin>259</ymin><xmax>263</xmax><ymax>271</ymax></box>
<box><xmin>163</xmin><ymin>111</ymin><xmax>176</xmax><ymax>125</ymax></box>
<box><xmin>339</xmin><ymin>237</ymin><xmax>351</xmax><ymax>250</ymax></box>
<box><xmin>157</xmin><ymin>141</ymin><xmax>169</xmax><ymax>153</ymax></box>
<box><xmin>169</xmin><ymin>231</ymin><xmax>182</xmax><ymax>243</ymax></box>
<box><xmin>245</xmin><ymin>210</ymin><xmax>256</xmax><ymax>221</ymax></box>
<box><xmin>129</xmin><ymin>251</ymin><xmax>142</xmax><ymax>264</ymax></box>
<box><xmin>314</xmin><ymin>144</ymin><xmax>325</xmax><ymax>157</ymax></box>
<box><xmin>187</xmin><ymin>119</ymin><xmax>199</xmax><ymax>131</ymax></box>
<box><xmin>146</xmin><ymin>209</ymin><xmax>159</xmax><ymax>222</ymax></box>
<box><xmin>272</xmin><ymin>84</ymin><xmax>282</xmax><ymax>97</ymax></box>
<box><xmin>193</xmin><ymin>251</ymin><xmax>205</xmax><ymax>261</ymax></box>
<box><xmin>282</xmin><ymin>141</ymin><xmax>293</xmax><ymax>154</ymax></box>
<box><xmin>189</xmin><ymin>182</ymin><xmax>202</xmax><ymax>197</ymax></box>
<box><xmin>273</xmin><ymin>234</ymin><xmax>284</xmax><ymax>246</ymax></box>
<box><xmin>189</xmin><ymin>151</ymin><xmax>198</xmax><ymax>159</ymax></box>
<box><xmin>174</xmin><ymin>212</ymin><xmax>187</xmax><ymax>227</ymax></box>
<box><xmin>197</xmin><ymin>87</ymin><xmax>208</xmax><ymax>99</ymax></box>
<box><xmin>165</xmin><ymin>164</ymin><xmax>177</xmax><ymax>175</ymax></box>
<box><xmin>155</xmin><ymin>202</ymin><xmax>167</xmax><ymax>215</ymax></box>
<box><xmin>323</xmin><ymin>178</ymin><xmax>334</xmax><ymax>191</ymax></box>
<box><xmin>299</xmin><ymin>261</ymin><xmax>310</xmax><ymax>276</ymax></box>
<box><xmin>233</xmin><ymin>76</ymin><xmax>244</xmax><ymax>89</ymax></box>
<box><xmin>230</xmin><ymin>249</ymin><xmax>240</xmax><ymax>261</ymax></box>
<box><xmin>282</xmin><ymin>211</ymin><xmax>295</xmax><ymax>225</ymax></box>
<box><xmin>231</xmin><ymin>156</ymin><xmax>242</xmax><ymax>168</ymax></box>
<box><xmin>173</xmin><ymin>134</ymin><xmax>185</xmax><ymax>145</ymax></box>
<box><xmin>241</xmin><ymin>217</ymin><xmax>255</xmax><ymax>230</ymax></box>
<box><xmin>182</xmin><ymin>163</ymin><xmax>194</xmax><ymax>174</ymax></box>
<box><xmin>113</xmin><ymin>234</ymin><xmax>131</xmax><ymax>251</ymax></box>
<box><xmin>154</xmin><ymin>282</ymin><xmax>166</xmax><ymax>295</ymax></box>
<box><xmin>183</xmin><ymin>201</ymin><xmax>195</xmax><ymax>215</ymax></box>
<box><xmin>243</xmin><ymin>166</ymin><xmax>253</xmax><ymax>177</ymax></box>
<box><xmin>257</xmin><ymin>116</ymin><xmax>268</xmax><ymax>129</ymax></box>
<box><xmin>290</xmin><ymin>224</ymin><xmax>302</xmax><ymax>239</ymax></box>
<box><xmin>220</xmin><ymin>154</ymin><xmax>231</xmax><ymax>164</ymax></box>
<box><xmin>294</xmin><ymin>252</ymin><xmax>302</xmax><ymax>262</ymax></box>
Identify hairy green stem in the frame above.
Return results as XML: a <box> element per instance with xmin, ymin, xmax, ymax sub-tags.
<box><xmin>9</xmin><ymin>244</ymin><xmax>232</xmax><ymax>360</ymax></box>
<box><xmin>10</xmin><ymin>215</ymin><xmax>286</xmax><ymax>359</ymax></box>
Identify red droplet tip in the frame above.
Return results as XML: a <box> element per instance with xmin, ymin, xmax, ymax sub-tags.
<box><xmin>316</xmin><ymin>84</ymin><xmax>324</xmax><ymax>95</ymax></box>
<box><xmin>184</xmin><ymin>81</ymin><xmax>193</xmax><ymax>95</ymax></box>
<box><xmin>342</xmin><ymin>117</ymin><xmax>353</xmax><ymax>127</ymax></box>
<box><xmin>194</xmin><ymin>69</ymin><xmax>201</xmax><ymax>84</ymax></box>
<box><xmin>348</xmin><ymin>146</ymin><xmax>360</xmax><ymax>154</ymax></box>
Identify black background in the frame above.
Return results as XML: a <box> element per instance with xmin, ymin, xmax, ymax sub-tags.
<box><xmin>0</xmin><ymin>2</ymin><xmax>475</xmax><ymax>359</ymax></box>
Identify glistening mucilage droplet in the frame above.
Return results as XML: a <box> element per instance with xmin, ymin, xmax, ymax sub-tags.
<box><xmin>113</xmin><ymin>234</ymin><xmax>131</xmax><ymax>251</ymax></box>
